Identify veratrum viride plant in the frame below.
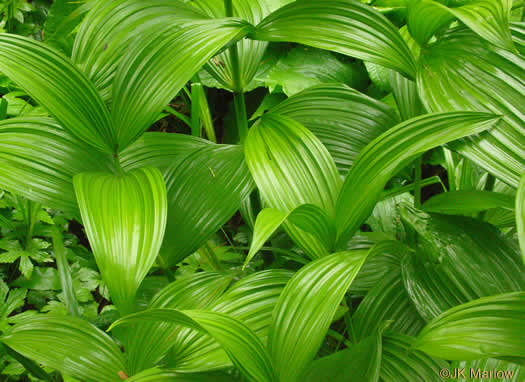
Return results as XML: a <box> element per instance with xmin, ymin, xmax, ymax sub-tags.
<box><xmin>0</xmin><ymin>0</ymin><xmax>523</xmax><ymax>381</ymax></box>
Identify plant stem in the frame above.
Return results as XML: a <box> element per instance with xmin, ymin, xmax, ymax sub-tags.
<box><xmin>414</xmin><ymin>156</ymin><xmax>422</xmax><ymax>208</ymax></box>
<box><xmin>224</xmin><ymin>0</ymin><xmax>249</xmax><ymax>143</ymax></box>
<box><xmin>113</xmin><ymin>152</ymin><xmax>125</xmax><ymax>176</ymax></box>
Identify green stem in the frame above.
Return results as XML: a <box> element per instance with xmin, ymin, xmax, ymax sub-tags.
<box><xmin>234</xmin><ymin>92</ymin><xmax>249</xmax><ymax>143</ymax></box>
<box><xmin>414</xmin><ymin>156</ymin><xmax>422</xmax><ymax>208</ymax></box>
<box><xmin>113</xmin><ymin>153</ymin><xmax>125</xmax><ymax>176</ymax></box>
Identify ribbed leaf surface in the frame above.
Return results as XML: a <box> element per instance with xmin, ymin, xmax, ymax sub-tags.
<box><xmin>1</xmin><ymin>315</ymin><xmax>126</xmax><ymax>382</ymax></box>
<box><xmin>335</xmin><ymin>112</ymin><xmax>500</xmax><ymax>246</ymax></box>
<box><xmin>269</xmin><ymin>250</ymin><xmax>370</xmax><ymax>382</ymax></box>
<box><xmin>417</xmin><ymin>28</ymin><xmax>525</xmax><ymax>187</ymax></box>
<box><xmin>74</xmin><ymin>168</ymin><xmax>167</xmax><ymax>313</ymax></box>
<box><xmin>252</xmin><ymin>0</ymin><xmax>417</xmax><ymax>78</ymax></box>
<box><xmin>414</xmin><ymin>292</ymin><xmax>525</xmax><ymax>361</ymax></box>
<box><xmin>423</xmin><ymin>190</ymin><xmax>515</xmax><ymax>215</ymax></box>
<box><xmin>0</xmin><ymin>117</ymin><xmax>112</xmax><ymax>215</ymax></box>
<box><xmin>518</xmin><ymin>173</ymin><xmax>525</xmax><ymax>262</ymax></box>
<box><xmin>269</xmin><ymin>84</ymin><xmax>399</xmax><ymax>175</ymax></box>
<box><xmin>0</xmin><ymin>34</ymin><xmax>114</xmax><ymax>153</ymax></box>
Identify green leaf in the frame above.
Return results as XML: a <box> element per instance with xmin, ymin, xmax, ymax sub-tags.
<box><xmin>251</xmin><ymin>0</ymin><xmax>417</xmax><ymax>78</ymax></box>
<box><xmin>263</xmin><ymin>46</ymin><xmax>367</xmax><ymax>96</ymax></box>
<box><xmin>407</xmin><ymin>0</ymin><xmax>514</xmax><ymax>51</ymax></box>
<box><xmin>302</xmin><ymin>332</ymin><xmax>382</xmax><ymax>382</ymax></box>
<box><xmin>74</xmin><ymin>167</ymin><xmax>168</xmax><ymax>314</ymax></box>
<box><xmin>518</xmin><ymin>173</ymin><xmax>525</xmax><ymax>263</ymax></box>
<box><xmin>43</xmin><ymin>0</ymin><xmax>83</xmax><ymax>55</ymax></box>
<box><xmin>352</xmin><ymin>266</ymin><xmax>425</xmax><ymax>340</ymax></box>
<box><xmin>18</xmin><ymin>256</ymin><xmax>33</xmax><ymax>279</ymax></box>
<box><xmin>335</xmin><ymin>112</ymin><xmax>501</xmax><ymax>246</ymax></box>
<box><xmin>269</xmin><ymin>84</ymin><xmax>400</xmax><ymax>175</ymax></box>
<box><xmin>0</xmin><ymin>118</ymin><xmax>110</xmax><ymax>215</ymax></box>
<box><xmin>401</xmin><ymin>208</ymin><xmax>525</xmax><ymax>321</ymax></box>
<box><xmin>159</xmin><ymin>144</ymin><xmax>254</xmax><ymax>266</ymax></box>
<box><xmin>269</xmin><ymin>249</ymin><xmax>370</xmax><ymax>382</ymax></box>
<box><xmin>423</xmin><ymin>190</ymin><xmax>516</xmax><ymax>215</ymax></box>
<box><xmin>110</xmin><ymin>309</ymin><xmax>276</xmax><ymax>382</ymax></box>
<box><xmin>125</xmin><ymin>272</ymin><xmax>233</xmax><ymax>374</ymax></box>
<box><xmin>110</xmin><ymin>19</ymin><xmax>253</xmax><ymax>150</ymax></box>
<box><xmin>72</xmin><ymin>0</ymin><xmax>208</xmax><ymax>100</ymax></box>
<box><xmin>417</xmin><ymin>27</ymin><xmax>525</xmax><ymax>187</ymax></box>
<box><xmin>1</xmin><ymin>315</ymin><xmax>127</xmax><ymax>382</ymax></box>
<box><xmin>245</xmin><ymin>204</ymin><xmax>336</xmax><ymax>266</ymax></box>
<box><xmin>414</xmin><ymin>292</ymin><xmax>525</xmax><ymax>362</ymax></box>
<box><xmin>380</xmin><ymin>331</ymin><xmax>449</xmax><ymax>382</ymax></box>
<box><xmin>0</xmin><ymin>34</ymin><xmax>115</xmax><ymax>153</ymax></box>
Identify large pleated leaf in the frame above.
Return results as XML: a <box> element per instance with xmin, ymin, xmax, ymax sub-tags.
<box><xmin>120</xmin><ymin>132</ymin><xmax>211</xmax><ymax>174</ymax></box>
<box><xmin>111</xmin><ymin>19</ymin><xmax>253</xmax><ymax>151</ymax></box>
<box><xmin>351</xmin><ymin>267</ymin><xmax>425</xmax><ymax>340</ymax></box>
<box><xmin>302</xmin><ymin>332</ymin><xmax>382</xmax><ymax>382</ymax></box>
<box><xmin>417</xmin><ymin>27</ymin><xmax>525</xmax><ymax>187</ymax></box>
<box><xmin>334</xmin><ymin>112</ymin><xmax>501</xmax><ymax>246</ymax></box>
<box><xmin>518</xmin><ymin>173</ymin><xmax>525</xmax><ymax>262</ymax></box>
<box><xmin>160</xmin><ymin>144</ymin><xmax>254</xmax><ymax>266</ymax></box>
<box><xmin>407</xmin><ymin>0</ymin><xmax>514</xmax><ymax>51</ymax></box>
<box><xmin>423</xmin><ymin>190</ymin><xmax>515</xmax><ymax>215</ymax></box>
<box><xmin>449</xmin><ymin>358</ymin><xmax>523</xmax><ymax>381</ymax></box>
<box><xmin>245</xmin><ymin>113</ymin><xmax>341</xmax><ymax>215</ymax></box>
<box><xmin>110</xmin><ymin>309</ymin><xmax>276</xmax><ymax>382</ymax></box>
<box><xmin>192</xmin><ymin>0</ymin><xmax>293</xmax><ymax>92</ymax></box>
<box><xmin>269</xmin><ymin>249</ymin><xmax>370</xmax><ymax>382</ymax></box>
<box><xmin>401</xmin><ymin>208</ymin><xmax>525</xmax><ymax>321</ymax></box>
<box><xmin>380</xmin><ymin>331</ymin><xmax>449</xmax><ymax>382</ymax></box>
<box><xmin>0</xmin><ymin>34</ymin><xmax>115</xmax><ymax>153</ymax></box>
<box><xmin>414</xmin><ymin>292</ymin><xmax>525</xmax><ymax>362</ymax></box>
<box><xmin>125</xmin><ymin>272</ymin><xmax>233</xmax><ymax>374</ymax></box>
<box><xmin>251</xmin><ymin>0</ymin><xmax>417</xmax><ymax>78</ymax></box>
<box><xmin>245</xmin><ymin>204</ymin><xmax>336</xmax><ymax>266</ymax></box>
<box><xmin>170</xmin><ymin>270</ymin><xmax>292</xmax><ymax>372</ymax></box>
<box><xmin>72</xmin><ymin>0</ymin><xmax>208</xmax><ymax>99</ymax></box>
<box><xmin>269</xmin><ymin>84</ymin><xmax>400</xmax><ymax>175</ymax></box>
<box><xmin>0</xmin><ymin>315</ymin><xmax>126</xmax><ymax>382</ymax></box>
<box><xmin>0</xmin><ymin>117</ymin><xmax>112</xmax><ymax>215</ymax></box>
<box><xmin>74</xmin><ymin>167</ymin><xmax>168</xmax><ymax>313</ymax></box>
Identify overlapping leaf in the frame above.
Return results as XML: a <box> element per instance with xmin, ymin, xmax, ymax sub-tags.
<box><xmin>518</xmin><ymin>173</ymin><xmax>525</xmax><ymax>262</ymax></box>
<box><xmin>414</xmin><ymin>292</ymin><xmax>525</xmax><ymax>361</ymax></box>
<box><xmin>269</xmin><ymin>249</ymin><xmax>370</xmax><ymax>382</ymax></box>
<box><xmin>0</xmin><ymin>315</ymin><xmax>126</xmax><ymax>382</ymax></box>
<box><xmin>251</xmin><ymin>0</ymin><xmax>417</xmax><ymax>78</ymax></box>
<box><xmin>269</xmin><ymin>84</ymin><xmax>400</xmax><ymax>175</ymax></box>
<box><xmin>0</xmin><ymin>117</ymin><xmax>112</xmax><ymax>215</ymax></box>
<box><xmin>74</xmin><ymin>167</ymin><xmax>168</xmax><ymax>313</ymax></box>
<box><xmin>423</xmin><ymin>190</ymin><xmax>515</xmax><ymax>215</ymax></box>
<box><xmin>417</xmin><ymin>27</ymin><xmax>525</xmax><ymax>187</ymax></box>
<box><xmin>0</xmin><ymin>34</ymin><xmax>115</xmax><ymax>153</ymax></box>
<box><xmin>335</xmin><ymin>112</ymin><xmax>501</xmax><ymax>246</ymax></box>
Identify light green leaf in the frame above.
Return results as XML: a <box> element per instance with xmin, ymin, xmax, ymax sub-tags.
<box><xmin>263</xmin><ymin>46</ymin><xmax>367</xmax><ymax>96</ymax></box>
<box><xmin>245</xmin><ymin>204</ymin><xmax>336</xmax><ymax>267</ymax></box>
<box><xmin>72</xmin><ymin>0</ymin><xmax>208</xmax><ymax>99</ymax></box>
<box><xmin>449</xmin><ymin>358</ymin><xmax>523</xmax><ymax>381</ymax></box>
<box><xmin>417</xmin><ymin>27</ymin><xmax>525</xmax><ymax>187</ymax></box>
<box><xmin>18</xmin><ymin>256</ymin><xmax>33</xmax><ymax>279</ymax></box>
<box><xmin>159</xmin><ymin>144</ymin><xmax>254</xmax><ymax>266</ymax></box>
<box><xmin>335</xmin><ymin>112</ymin><xmax>501</xmax><ymax>246</ymax></box>
<box><xmin>407</xmin><ymin>0</ymin><xmax>514</xmax><ymax>51</ymax></box>
<box><xmin>0</xmin><ymin>34</ymin><xmax>115</xmax><ymax>153</ymax></box>
<box><xmin>518</xmin><ymin>173</ymin><xmax>525</xmax><ymax>263</ymax></box>
<box><xmin>414</xmin><ymin>292</ymin><xmax>525</xmax><ymax>362</ymax></box>
<box><xmin>110</xmin><ymin>309</ymin><xmax>275</xmax><ymax>382</ymax></box>
<box><xmin>0</xmin><ymin>117</ymin><xmax>111</xmax><ymax>215</ymax></box>
<box><xmin>269</xmin><ymin>84</ymin><xmax>400</xmax><ymax>175</ymax></box>
<box><xmin>401</xmin><ymin>208</ymin><xmax>525</xmax><ymax>321</ymax></box>
<box><xmin>269</xmin><ymin>249</ymin><xmax>370</xmax><ymax>382</ymax></box>
<box><xmin>380</xmin><ymin>331</ymin><xmax>449</xmax><ymax>382</ymax></box>
<box><xmin>423</xmin><ymin>190</ymin><xmax>516</xmax><ymax>215</ymax></box>
<box><xmin>111</xmin><ymin>19</ymin><xmax>253</xmax><ymax>150</ymax></box>
<box><xmin>1</xmin><ymin>315</ymin><xmax>127</xmax><ymax>382</ymax></box>
<box><xmin>74</xmin><ymin>167</ymin><xmax>168</xmax><ymax>314</ymax></box>
<box><xmin>251</xmin><ymin>0</ymin><xmax>417</xmax><ymax>78</ymax></box>
<box><xmin>302</xmin><ymin>331</ymin><xmax>382</xmax><ymax>382</ymax></box>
